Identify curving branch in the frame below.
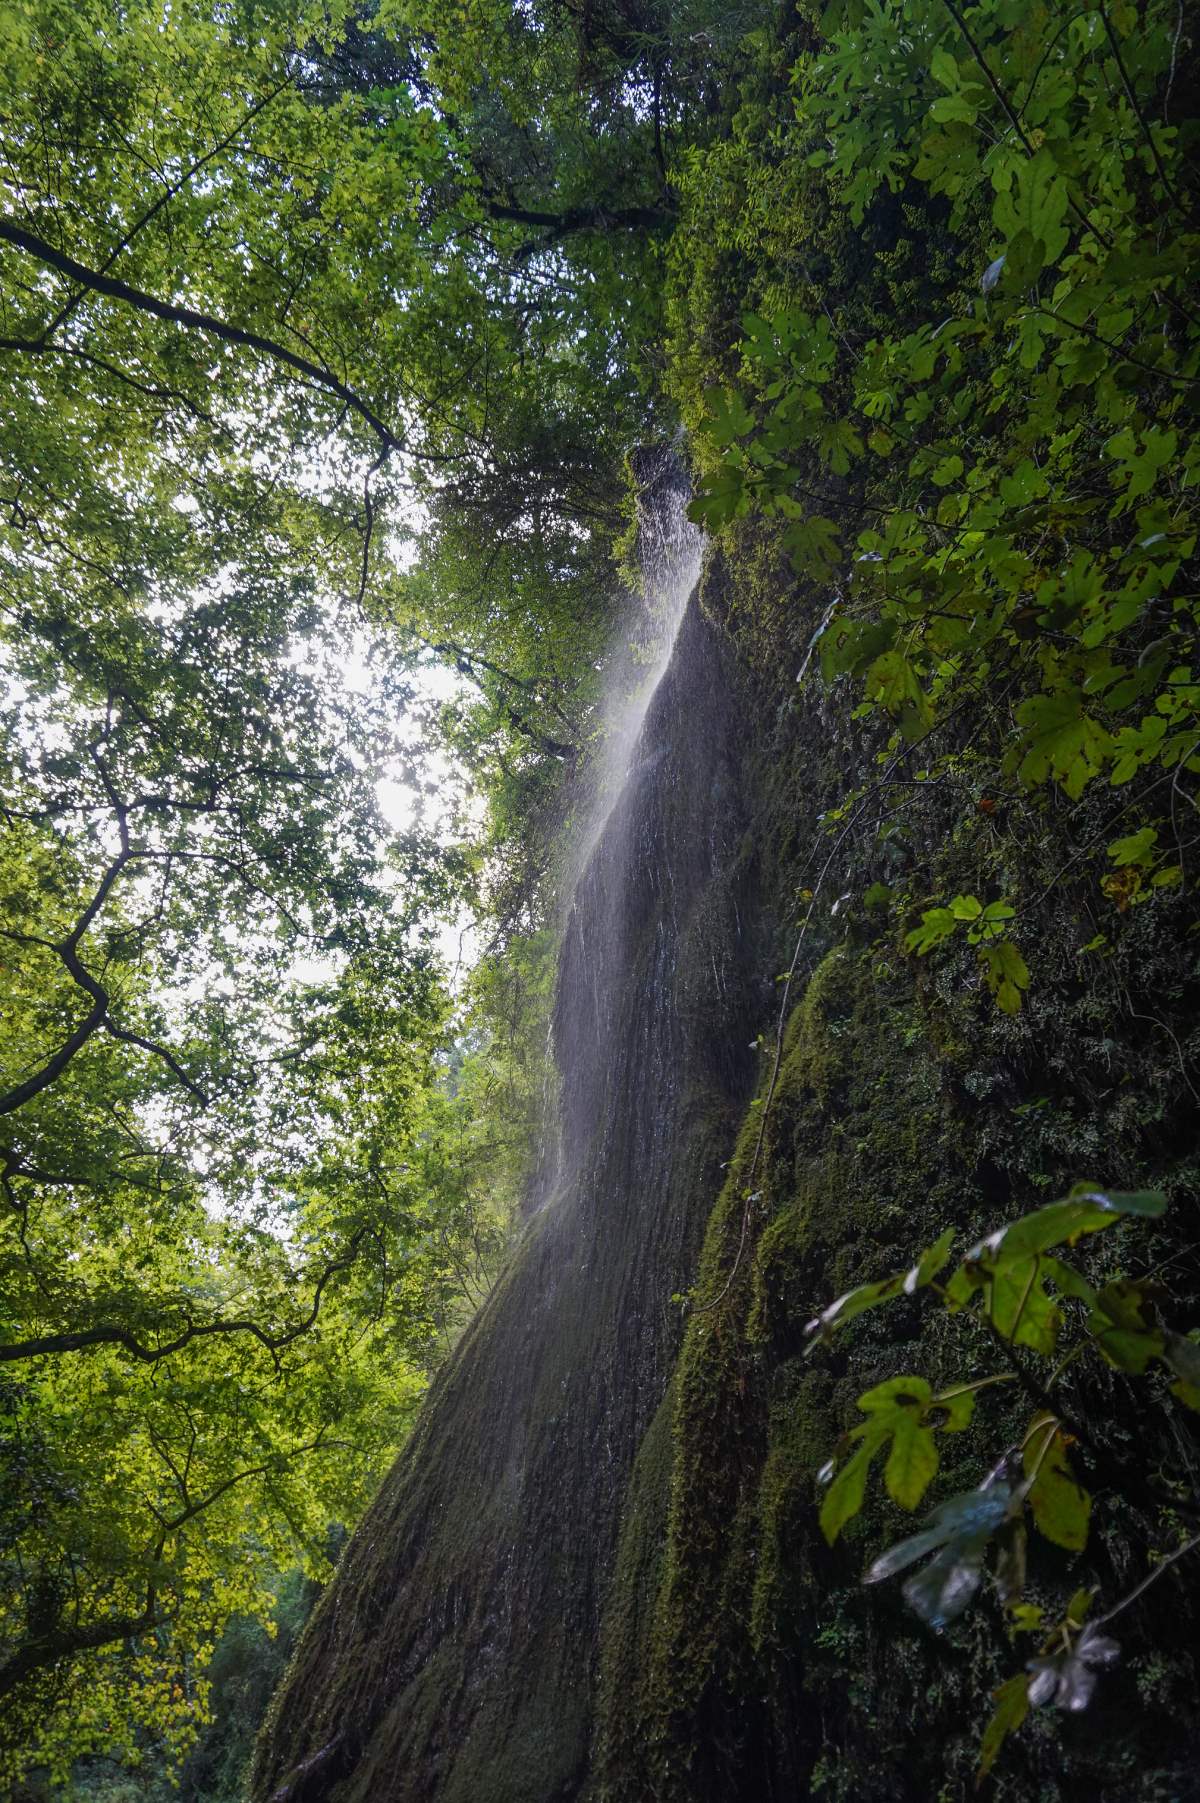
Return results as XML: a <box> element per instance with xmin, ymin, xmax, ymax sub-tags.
<box><xmin>0</xmin><ymin>220</ymin><xmax>448</xmax><ymax>463</ymax></box>
<box><xmin>0</xmin><ymin>1229</ymin><xmax>369</xmax><ymax>1366</ymax></box>
<box><xmin>1099</xmin><ymin>8</ymin><xmax>1198</xmax><ymax>226</ymax></box>
<box><xmin>0</xmin><ymin>336</ymin><xmax>224</xmax><ymax>427</ymax></box>
<box><xmin>482</xmin><ymin>196</ymin><xmax>675</xmax><ymax>263</ymax></box>
<box><xmin>0</xmin><ymin>786</ymin><xmax>209</xmax><ymax>1118</ymax></box>
<box><xmin>428</xmin><ymin>634</ymin><xmax>578</xmax><ymax>742</ymax></box>
<box><xmin>0</xmin><ymin>1589</ymin><xmax>162</xmax><ymax>1704</ymax></box>
<box><xmin>0</xmin><ymin>831</ymin><xmax>135</xmax><ymax>1116</ymax></box>
<box><xmin>0</xmin><ymin>1436</ymin><xmax>346</xmax><ymax>1700</ymax></box>
<box><xmin>39</xmin><ymin>76</ymin><xmax>295</xmax><ymax>343</ymax></box>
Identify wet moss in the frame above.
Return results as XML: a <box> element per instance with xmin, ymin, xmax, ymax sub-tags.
<box><xmin>594</xmin><ymin>855</ymin><xmax>1200</xmax><ymax>1802</ymax></box>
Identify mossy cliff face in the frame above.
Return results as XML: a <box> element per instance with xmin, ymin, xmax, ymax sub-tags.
<box><xmin>589</xmin><ymin>543</ymin><xmax>1200</xmax><ymax>1802</ymax></box>
<box><xmin>255</xmin><ymin>518</ymin><xmax>1198</xmax><ymax>1801</ymax></box>
<box><xmin>592</xmin><ymin>947</ymin><xmax>1200</xmax><ymax>1801</ymax></box>
<box><xmin>251</xmin><ymin>579</ymin><xmax>757</xmax><ymax>1803</ymax></box>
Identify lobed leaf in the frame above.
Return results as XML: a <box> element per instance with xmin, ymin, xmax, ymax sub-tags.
<box><xmin>820</xmin><ymin>1437</ymin><xmax>878</xmax><ymax>1546</ymax></box>
<box><xmin>884</xmin><ymin>1409</ymin><xmax>940</xmax><ymax>1510</ymax></box>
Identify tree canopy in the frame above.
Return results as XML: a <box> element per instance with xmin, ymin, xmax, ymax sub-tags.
<box><xmin>0</xmin><ymin>0</ymin><xmax>670</xmax><ymax>1777</ymax></box>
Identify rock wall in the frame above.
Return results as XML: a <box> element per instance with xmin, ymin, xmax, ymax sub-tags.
<box><xmin>252</xmin><ymin>553</ymin><xmax>758</xmax><ymax>1803</ymax></box>
<box><xmin>256</xmin><ymin>519</ymin><xmax>1200</xmax><ymax>1803</ymax></box>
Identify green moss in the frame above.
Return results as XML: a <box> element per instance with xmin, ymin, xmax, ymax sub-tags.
<box><xmin>594</xmin><ymin>870</ymin><xmax>1200</xmax><ymax>1801</ymax></box>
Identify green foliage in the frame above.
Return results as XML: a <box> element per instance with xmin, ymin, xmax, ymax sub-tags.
<box><xmin>0</xmin><ymin>0</ymin><xmax>779</xmax><ymax>1774</ymax></box>
<box><xmin>686</xmin><ymin>0</ymin><xmax>1199</xmax><ymax>1009</ymax></box>
<box><xmin>810</xmin><ymin>1182</ymin><xmax>1200</xmax><ymax>1778</ymax></box>
<box><xmin>977</xmin><ymin>1672</ymin><xmax>1030</xmax><ymax>1783</ymax></box>
<box><xmin>0</xmin><ymin>0</ymin><xmax>654</xmax><ymax>1779</ymax></box>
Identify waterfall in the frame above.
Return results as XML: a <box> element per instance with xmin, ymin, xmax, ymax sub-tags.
<box><xmin>573</xmin><ymin>456</ymin><xmax>702</xmax><ymax>872</ymax></box>
<box><xmin>252</xmin><ymin>454</ymin><xmax>754</xmax><ymax>1803</ymax></box>
<box><xmin>531</xmin><ymin>452</ymin><xmax>703</xmax><ymax>1222</ymax></box>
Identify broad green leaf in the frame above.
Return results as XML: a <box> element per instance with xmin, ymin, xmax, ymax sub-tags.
<box><xmin>704</xmin><ymin>387</ymin><xmax>755</xmax><ymax>446</ymax></box>
<box><xmin>1093</xmin><ymin>1325</ymin><xmax>1164</xmax><ymax>1373</ymax></box>
<box><xmin>1039</xmin><ymin>1257</ymin><xmax>1095</xmax><ymax>1309</ymax></box>
<box><xmin>980</xmin><ymin>1188</ymin><xmax>1165</xmax><ymax>1265</ymax></box>
<box><xmin>1108</xmin><ymin>827</ymin><xmax>1158</xmax><ymax>868</ymax></box>
<box><xmin>987</xmin><ymin>1259</ymin><xmax>1060</xmax><ymax>1354</ymax></box>
<box><xmin>820</xmin><ymin>1436</ymin><xmax>879</xmax><ymax>1545</ymax></box>
<box><xmin>884</xmin><ymin>1409</ymin><xmax>940</xmax><ymax>1509</ymax></box>
<box><xmin>929</xmin><ymin>93</ymin><xmax>977</xmax><ymax>125</ymax></box>
<box><xmin>993</xmin><ymin>148</ymin><xmax>1070</xmax><ymax>268</ymax></box>
<box><xmin>689</xmin><ymin>469</ymin><xmax>746</xmax><ymax>531</ymax></box>
<box><xmin>912</xmin><ymin>1226</ymin><xmax>957</xmax><ymax>1289</ymax></box>
<box><xmin>864</xmin><ymin>649</ymin><xmax>928</xmax><ymax>721</ymax></box>
<box><xmin>818</xmin><ymin>418</ymin><xmax>863</xmax><ymax>474</ymax></box>
<box><xmin>931</xmin><ymin>452</ymin><xmax>964</xmax><ymax>486</ymax></box>
<box><xmin>805</xmin><ymin>1269</ymin><xmax>911</xmax><ymax>1344</ymax></box>
<box><xmin>857</xmin><ymin>1376</ymin><xmax>933</xmax><ymax>1413</ymax></box>
<box><xmin>783</xmin><ymin>513</ymin><xmax>842</xmax><ymax>578</ymax></box>
<box><xmin>930</xmin><ymin>47</ymin><xmax>959</xmax><ymax>90</ymax></box>
<box><xmin>1015</xmin><ymin>689</ymin><xmax>1111</xmax><ymax>798</ymax></box>
<box><xmin>978</xmin><ymin>940</ymin><xmax>1030</xmax><ymax>1014</ymax></box>
<box><xmin>1108</xmin><ymin>427</ymin><xmax>1178</xmax><ymax>508</ymax></box>
<box><xmin>905</xmin><ymin>906</ymin><xmax>958</xmax><ymax>954</ymax></box>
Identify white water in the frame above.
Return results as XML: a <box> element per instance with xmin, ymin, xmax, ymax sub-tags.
<box><xmin>571</xmin><ymin>470</ymin><xmax>702</xmax><ymax>880</ymax></box>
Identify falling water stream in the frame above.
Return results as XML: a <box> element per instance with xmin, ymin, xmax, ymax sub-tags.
<box><xmin>573</xmin><ymin>462</ymin><xmax>702</xmax><ymax>872</ymax></box>
<box><xmin>253</xmin><ymin>454</ymin><xmax>753</xmax><ymax>1803</ymax></box>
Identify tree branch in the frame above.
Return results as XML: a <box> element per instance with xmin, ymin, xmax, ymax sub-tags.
<box><xmin>0</xmin><ymin>1231</ymin><xmax>369</xmax><ymax>1366</ymax></box>
<box><xmin>481</xmin><ymin>196</ymin><xmax>675</xmax><ymax>264</ymax></box>
<box><xmin>1099</xmin><ymin>8</ymin><xmax>1197</xmax><ymax>226</ymax></box>
<box><xmin>0</xmin><ymin>833</ymin><xmax>134</xmax><ymax>1116</ymax></box>
<box><xmin>0</xmin><ymin>1589</ymin><xmax>161</xmax><ymax>1703</ymax></box>
<box><xmin>0</xmin><ymin>220</ymin><xmax>445</xmax><ymax>462</ymax></box>
<box><xmin>39</xmin><ymin>76</ymin><xmax>295</xmax><ymax>342</ymax></box>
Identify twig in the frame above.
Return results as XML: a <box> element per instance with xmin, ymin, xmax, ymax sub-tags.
<box><xmin>1100</xmin><ymin>9</ymin><xmax>1195</xmax><ymax>224</ymax></box>
<box><xmin>0</xmin><ymin>220</ymin><xmax>450</xmax><ymax>463</ymax></box>
<box><xmin>1093</xmin><ymin>1529</ymin><xmax>1200</xmax><ymax>1628</ymax></box>
<box><xmin>1164</xmin><ymin>0</ymin><xmax>1184</xmax><ymax>120</ymax></box>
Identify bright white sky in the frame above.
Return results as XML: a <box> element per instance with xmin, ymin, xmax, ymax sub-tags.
<box><xmin>291</xmin><ymin>627</ymin><xmax>482</xmax><ymax>988</ymax></box>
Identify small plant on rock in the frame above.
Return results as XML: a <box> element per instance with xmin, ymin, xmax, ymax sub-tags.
<box><xmin>808</xmin><ymin>1184</ymin><xmax>1200</xmax><ymax>1779</ymax></box>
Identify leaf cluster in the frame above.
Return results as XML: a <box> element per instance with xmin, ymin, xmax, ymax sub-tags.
<box><xmin>810</xmin><ymin>1182</ymin><xmax>1200</xmax><ymax>1779</ymax></box>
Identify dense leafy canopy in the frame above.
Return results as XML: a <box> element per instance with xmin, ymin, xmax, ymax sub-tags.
<box><xmin>686</xmin><ymin>0</ymin><xmax>1198</xmax><ymax>1009</ymax></box>
<box><xmin>0</xmin><ymin>0</ymin><xmax>668</xmax><ymax>1779</ymax></box>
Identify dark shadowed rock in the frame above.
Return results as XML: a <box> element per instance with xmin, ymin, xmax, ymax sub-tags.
<box><xmin>252</xmin><ymin>526</ymin><xmax>756</xmax><ymax>1803</ymax></box>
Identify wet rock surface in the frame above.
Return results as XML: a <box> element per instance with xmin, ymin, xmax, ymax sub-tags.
<box><xmin>253</xmin><ymin>519</ymin><xmax>756</xmax><ymax>1803</ymax></box>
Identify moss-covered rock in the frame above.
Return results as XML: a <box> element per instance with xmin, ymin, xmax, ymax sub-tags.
<box><xmin>592</xmin><ymin>638</ymin><xmax>1200</xmax><ymax>1800</ymax></box>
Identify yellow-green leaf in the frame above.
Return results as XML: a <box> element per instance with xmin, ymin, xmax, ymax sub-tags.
<box><xmin>820</xmin><ymin>1436</ymin><xmax>879</xmax><ymax>1545</ymax></box>
<box><xmin>1025</xmin><ymin>1430</ymin><xmax>1091</xmax><ymax>1552</ymax></box>
<box><xmin>884</xmin><ymin>1410</ymin><xmax>940</xmax><ymax>1510</ymax></box>
<box><xmin>977</xmin><ymin>1671</ymin><xmax>1030</xmax><ymax>1781</ymax></box>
